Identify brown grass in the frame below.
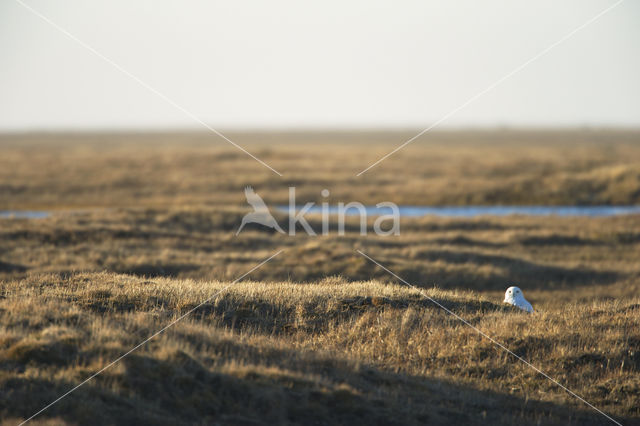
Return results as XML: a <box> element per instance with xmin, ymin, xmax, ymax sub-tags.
<box><xmin>1</xmin><ymin>131</ymin><xmax>640</xmax><ymax>425</ymax></box>
<box><xmin>1</xmin><ymin>129</ymin><xmax>640</xmax><ymax>209</ymax></box>
<box><xmin>1</xmin><ymin>207</ymin><xmax>639</xmax><ymax>304</ymax></box>
<box><xmin>1</xmin><ymin>272</ymin><xmax>639</xmax><ymax>425</ymax></box>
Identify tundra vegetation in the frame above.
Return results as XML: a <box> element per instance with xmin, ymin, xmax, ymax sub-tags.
<box><xmin>0</xmin><ymin>130</ymin><xmax>639</xmax><ymax>425</ymax></box>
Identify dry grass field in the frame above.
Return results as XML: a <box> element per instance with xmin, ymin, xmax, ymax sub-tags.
<box><xmin>1</xmin><ymin>130</ymin><xmax>640</xmax><ymax>425</ymax></box>
<box><xmin>2</xmin><ymin>129</ymin><xmax>640</xmax><ymax>209</ymax></box>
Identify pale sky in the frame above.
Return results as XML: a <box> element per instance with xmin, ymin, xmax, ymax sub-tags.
<box><xmin>1</xmin><ymin>0</ymin><xmax>638</xmax><ymax>131</ymax></box>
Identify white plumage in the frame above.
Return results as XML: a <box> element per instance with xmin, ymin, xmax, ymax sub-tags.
<box><xmin>503</xmin><ymin>286</ymin><xmax>533</xmax><ymax>313</ymax></box>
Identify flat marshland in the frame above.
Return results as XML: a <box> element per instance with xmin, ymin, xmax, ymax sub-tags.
<box><xmin>1</xmin><ymin>130</ymin><xmax>639</xmax><ymax>425</ymax></box>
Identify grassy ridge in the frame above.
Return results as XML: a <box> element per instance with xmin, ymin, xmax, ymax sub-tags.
<box><xmin>1</xmin><ymin>207</ymin><xmax>638</xmax><ymax>302</ymax></box>
<box><xmin>1</xmin><ymin>272</ymin><xmax>638</xmax><ymax>425</ymax></box>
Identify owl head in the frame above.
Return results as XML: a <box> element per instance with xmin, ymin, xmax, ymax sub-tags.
<box><xmin>504</xmin><ymin>286</ymin><xmax>524</xmax><ymax>303</ymax></box>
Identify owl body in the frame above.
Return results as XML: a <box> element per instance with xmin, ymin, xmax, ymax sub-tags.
<box><xmin>504</xmin><ymin>286</ymin><xmax>534</xmax><ymax>313</ymax></box>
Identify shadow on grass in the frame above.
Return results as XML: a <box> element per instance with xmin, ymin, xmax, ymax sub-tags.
<box><xmin>0</xmin><ymin>260</ymin><xmax>27</xmax><ymax>273</ymax></box>
<box><xmin>391</xmin><ymin>249</ymin><xmax>620</xmax><ymax>291</ymax></box>
<box><xmin>112</xmin><ymin>263</ymin><xmax>201</xmax><ymax>278</ymax></box>
<box><xmin>1</xmin><ymin>340</ymin><xmax>619</xmax><ymax>426</ymax></box>
<box><xmin>183</xmin><ymin>294</ymin><xmax>516</xmax><ymax>336</ymax></box>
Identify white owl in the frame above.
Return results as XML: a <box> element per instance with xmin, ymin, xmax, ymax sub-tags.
<box><xmin>504</xmin><ymin>286</ymin><xmax>534</xmax><ymax>313</ymax></box>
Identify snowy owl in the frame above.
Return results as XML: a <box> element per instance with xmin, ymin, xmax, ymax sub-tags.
<box><xmin>503</xmin><ymin>286</ymin><xmax>533</xmax><ymax>313</ymax></box>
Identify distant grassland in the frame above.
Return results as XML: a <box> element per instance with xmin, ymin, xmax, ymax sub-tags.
<box><xmin>1</xmin><ymin>207</ymin><xmax>639</xmax><ymax>304</ymax></box>
<box><xmin>1</xmin><ymin>129</ymin><xmax>640</xmax><ymax>209</ymax></box>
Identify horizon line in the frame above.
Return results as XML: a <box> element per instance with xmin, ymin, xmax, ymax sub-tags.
<box><xmin>2</xmin><ymin>124</ymin><xmax>640</xmax><ymax>136</ymax></box>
